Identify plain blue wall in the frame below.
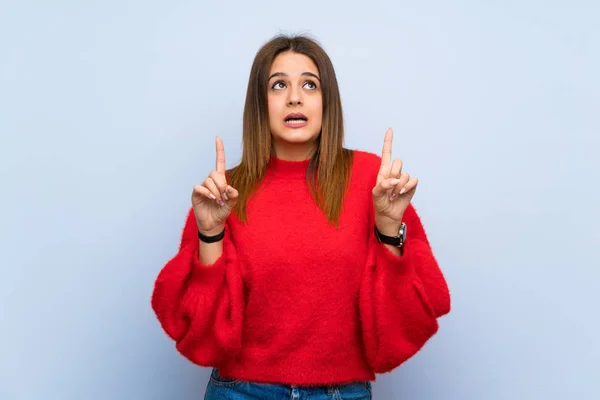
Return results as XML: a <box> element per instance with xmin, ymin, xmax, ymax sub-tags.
<box><xmin>1</xmin><ymin>1</ymin><xmax>598</xmax><ymax>399</ymax></box>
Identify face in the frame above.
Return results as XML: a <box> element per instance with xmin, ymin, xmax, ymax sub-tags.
<box><xmin>267</xmin><ymin>51</ymin><xmax>323</xmax><ymax>161</ymax></box>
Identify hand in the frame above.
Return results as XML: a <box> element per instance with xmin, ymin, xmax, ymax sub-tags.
<box><xmin>191</xmin><ymin>136</ymin><xmax>239</xmax><ymax>235</ymax></box>
<box><xmin>372</xmin><ymin>128</ymin><xmax>418</xmax><ymax>231</ymax></box>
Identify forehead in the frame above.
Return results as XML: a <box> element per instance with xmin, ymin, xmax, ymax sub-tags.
<box><xmin>269</xmin><ymin>52</ymin><xmax>319</xmax><ymax>76</ymax></box>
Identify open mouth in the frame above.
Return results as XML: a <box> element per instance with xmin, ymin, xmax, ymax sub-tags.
<box><xmin>284</xmin><ymin>113</ymin><xmax>308</xmax><ymax>125</ymax></box>
<box><xmin>285</xmin><ymin>117</ymin><xmax>307</xmax><ymax>125</ymax></box>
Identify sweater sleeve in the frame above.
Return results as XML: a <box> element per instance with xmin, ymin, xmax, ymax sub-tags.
<box><xmin>359</xmin><ymin>202</ymin><xmax>451</xmax><ymax>373</ymax></box>
<box><xmin>151</xmin><ymin>208</ymin><xmax>245</xmax><ymax>367</ymax></box>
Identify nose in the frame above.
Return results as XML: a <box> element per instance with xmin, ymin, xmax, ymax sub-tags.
<box><xmin>287</xmin><ymin>85</ymin><xmax>303</xmax><ymax>106</ymax></box>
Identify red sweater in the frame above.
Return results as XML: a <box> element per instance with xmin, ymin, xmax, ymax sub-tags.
<box><xmin>151</xmin><ymin>150</ymin><xmax>450</xmax><ymax>385</ymax></box>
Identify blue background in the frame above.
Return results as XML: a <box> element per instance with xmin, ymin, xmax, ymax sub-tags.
<box><xmin>1</xmin><ymin>0</ymin><xmax>598</xmax><ymax>399</ymax></box>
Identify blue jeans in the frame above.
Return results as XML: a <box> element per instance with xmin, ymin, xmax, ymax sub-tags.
<box><xmin>205</xmin><ymin>368</ymin><xmax>372</xmax><ymax>400</ymax></box>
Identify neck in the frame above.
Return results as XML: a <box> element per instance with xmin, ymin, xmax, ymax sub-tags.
<box><xmin>272</xmin><ymin>141</ymin><xmax>317</xmax><ymax>161</ymax></box>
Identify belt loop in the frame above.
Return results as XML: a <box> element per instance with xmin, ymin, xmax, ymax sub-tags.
<box><xmin>290</xmin><ymin>385</ymin><xmax>300</xmax><ymax>400</ymax></box>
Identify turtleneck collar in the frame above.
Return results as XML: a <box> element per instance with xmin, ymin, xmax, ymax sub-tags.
<box><xmin>266</xmin><ymin>156</ymin><xmax>311</xmax><ymax>178</ymax></box>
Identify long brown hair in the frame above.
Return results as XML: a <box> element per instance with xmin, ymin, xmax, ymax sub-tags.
<box><xmin>228</xmin><ymin>34</ymin><xmax>354</xmax><ymax>227</ymax></box>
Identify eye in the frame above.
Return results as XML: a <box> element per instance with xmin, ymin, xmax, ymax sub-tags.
<box><xmin>303</xmin><ymin>80</ymin><xmax>318</xmax><ymax>90</ymax></box>
<box><xmin>271</xmin><ymin>80</ymin><xmax>286</xmax><ymax>90</ymax></box>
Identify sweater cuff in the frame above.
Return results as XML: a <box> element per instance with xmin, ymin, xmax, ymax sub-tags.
<box><xmin>185</xmin><ymin>243</ymin><xmax>228</xmax><ymax>284</ymax></box>
<box><xmin>373</xmin><ymin>236</ymin><xmax>415</xmax><ymax>275</ymax></box>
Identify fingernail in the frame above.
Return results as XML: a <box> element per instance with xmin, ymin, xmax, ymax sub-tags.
<box><xmin>390</xmin><ymin>193</ymin><xmax>397</xmax><ymax>200</ymax></box>
<box><xmin>390</xmin><ymin>179</ymin><xmax>401</xmax><ymax>185</ymax></box>
<box><xmin>209</xmin><ymin>194</ymin><xmax>216</xmax><ymax>200</ymax></box>
<box><xmin>217</xmin><ymin>199</ymin><xmax>224</xmax><ymax>206</ymax></box>
<box><xmin>222</xmin><ymin>191</ymin><xmax>228</xmax><ymax>201</ymax></box>
<box><xmin>400</xmin><ymin>188</ymin><xmax>407</xmax><ymax>194</ymax></box>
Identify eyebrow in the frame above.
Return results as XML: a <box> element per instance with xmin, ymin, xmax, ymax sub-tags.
<box><xmin>268</xmin><ymin>72</ymin><xmax>321</xmax><ymax>81</ymax></box>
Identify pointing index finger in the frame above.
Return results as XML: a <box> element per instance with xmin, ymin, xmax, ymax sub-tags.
<box><xmin>216</xmin><ymin>136</ymin><xmax>226</xmax><ymax>174</ymax></box>
<box><xmin>381</xmin><ymin>128</ymin><xmax>393</xmax><ymax>168</ymax></box>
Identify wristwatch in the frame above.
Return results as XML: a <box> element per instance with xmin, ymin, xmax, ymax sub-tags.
<box><xmin>374</xmin><ymin>222</ymin><xmax>407</xmax><ymax>248</ymax></box>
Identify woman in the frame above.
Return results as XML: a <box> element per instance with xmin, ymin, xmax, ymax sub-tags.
<box><xmin>151</xmin><ymin>34</ymin><xmax>451</xmax><ymax>399</ymax></box>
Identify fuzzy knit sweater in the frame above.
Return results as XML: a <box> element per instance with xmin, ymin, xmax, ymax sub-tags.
<box><xmin>151</xmin><ymin>149</ymin><xmax>450</xmax><ymax>385</ymax></box>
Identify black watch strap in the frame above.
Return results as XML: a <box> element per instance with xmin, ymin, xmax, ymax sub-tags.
<box><xmin>198</xmin><ymin>228</ymin><xmax>225</xmax><ymax>243</ymax></box>
<box><xmin>374</xmin><ymin>223</ymin><xmax>406</xmax><ymax>248</ymax></box>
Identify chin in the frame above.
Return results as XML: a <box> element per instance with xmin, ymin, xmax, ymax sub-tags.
<box><xmin>277</xmin><ymin>130</ymin><xmax>319</xmax><ymax>143</ymax></box>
